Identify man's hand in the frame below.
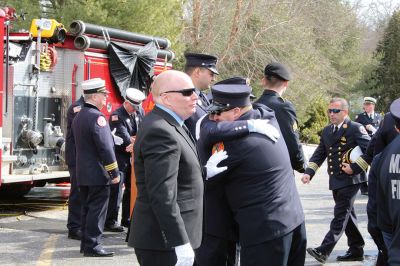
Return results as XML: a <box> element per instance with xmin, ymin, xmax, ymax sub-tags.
<box><xmin>130</xmin><ymin>136</ymin><xmax>136</xmax><ymax>143</ymax></box>
<box><xmin>111</xmin><ymin>128</ymin><xmax>123</xmax><ymax>145</ymax></box>
<box><xmin>125</xmin><ymin>143</ymin><xmax>134</xmax><ymax>153</ymax></box>
<box><xmin>301</xmin><ymin>174</ymin><xmax>311</xmax><ymax>184</ymax></box>
<box><xmin>247</xmin><ymin>119</ymin><xmax>280</xmax><ymax>142</ymax></box>
<box><xmin>111</xmin><ymin>175</ymin><xmax>120</xmax><ymax>184</ymax></box>
<box><xmin>365</xmin><ymin>124</ymin><xmax>377</xmax><ymax>134</ymax></box>
<box><xmin>174</xmin><ymin>243</ymin><xmax>194</xmax><ymax>266</ymax></box>
<box><xmin>341</xmin><ymin>163</ymin><xmax>354</xmax><ymax>175</ymax></box>
<box><xmin>205</xmin><ymin>150</ymin><xmax>228</xmax><ymax>180</ymax></box>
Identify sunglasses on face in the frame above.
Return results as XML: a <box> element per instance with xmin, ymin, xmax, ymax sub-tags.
<box><xmin>162</xmin><ymin>88</ymin><xmax>196</xmax><ymax>97</ymax></box>
<box><xmin>210</xmin><ymin>107</ymin><xmax>234</xmax><ymax>116</ymax></box>
<box><xmin>328</xmin><ymin>109</ymin><xmax>342</xmax><ymax>114</ymax></box>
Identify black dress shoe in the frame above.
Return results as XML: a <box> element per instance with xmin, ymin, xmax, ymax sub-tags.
<box><xmin>120</xmin><ymin>220</ymin><xmax>130</xmax><ymax>228</ymax></box>
<box><xmin>83</xmin><ymin>249</ymin><xmax>114</xmax><ymax>257</ymax></box>
<box><xmin>307</xmin><ymin>247</ymin><xmax>327</xmax><ymax>263</ymax></box>
<box><xmin>68</xmin><ymin>230</ymin><xmax>82</xmax><ymax>240</ymax></box>
<box><xmin>104</xmin><ymin>224</ymin><xmax>124</xmax><ymax>232</ymax></box>
<box><xmin>336</xmin><ymin>251</ymin><xmax>364</xmax><ymax>261</ymax></box>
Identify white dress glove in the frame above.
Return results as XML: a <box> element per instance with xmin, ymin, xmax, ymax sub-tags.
<box><xmin>205</xmin><ymin>150</ymin><xmax>228</xmax><ymax>180</ymax></box>
<box><xmin>247</xmin><ymin>119</ymin><xmax>280</xmax><ymax>142</ymax></box>
<box><xmin>365</xmin><ymin>124</ymin><xmax>377</xmax><ymax>135</ymax></box>
<box><xmin>111</xmin><ymin>128</ymin><xmax>123</xmax><ymax>145</ymax></box>
<box><xmin>174</xmin><ymin>243</ymin><xmax>194</xmax><ymax>266</ymax></box>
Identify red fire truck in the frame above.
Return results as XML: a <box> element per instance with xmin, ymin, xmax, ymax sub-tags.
<box><xmin>0</xmin><ymin>8</ymin><xmax>172</xmax><ymax>196</ymax></box>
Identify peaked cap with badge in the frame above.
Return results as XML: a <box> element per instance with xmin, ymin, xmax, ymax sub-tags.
<box><xmin>184</xmin><ymin>52</ymin><xmax>219</xmax><ymax>75</ymax></box>
<box><xmin>81</xmin><ymin>78</ymin><xmax>110</xmax><ymax>94</ymax></box>
<box><xmin>390</xmin><ymin>97</ymin><xmax>400</xmax><ymax>128</ymax></box>
<box><xmin>364</xmin><ymin>97</ymin><xmax>377</xmax><ymax>104</ymax></box>
<box><xmin>207</xmin><ymin>77</ymin><xmax>251</xmax><ymax>113</ymax></box>
<box><xmin>125</xmin><ymin>88</ymin><xmax>145</xmax><ymax>109</ymax></box>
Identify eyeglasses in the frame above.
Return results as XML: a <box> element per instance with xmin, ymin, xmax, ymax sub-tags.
<box><xmin>328</xmin><ymin>109</ymin><xmax>342</xmax><ymax>114</ymax></box>
<box><xmin>162</xmin><ymin>88</ymin><xmax>196</xmax><ymax>97</ymax></box>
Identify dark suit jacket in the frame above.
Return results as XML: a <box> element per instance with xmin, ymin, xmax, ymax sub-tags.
<box><xmin>305</xmin><ymin>118</ymin><xmax>371</xmax><ymax>190</ymax></box>
<box><xmin>202</xmin><ymin>106</ymin><xmax>304</xmax><ymax>247</ymax></box>
<box><xmin>128</xmin><ymin>106</ymin><xmax>204</xmax><ymax>250</ymax></box>
<box><xmin>256</xmin><ymin>90</ymin><xmax>306</xmax><ymax>172</ymax></box>
<box><xmin>109</xmin><ymin>105</ymin><xmax>144</xmax><ymax>172</ymax></box>
<box><xmin>373</xmin><ymin>112</ymin><xmax>398</xmax><ymax>156</ymax></box>
<box><xmin>65</xmin><ymin>96</ymin><xmax>84</xmax><ymax>167</ymax></box>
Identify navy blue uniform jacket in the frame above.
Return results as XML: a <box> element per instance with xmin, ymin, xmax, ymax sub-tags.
<box><xmin>109</xmin><ymin>105</ymin><xmax>143</xmax><ymax>172</ymax></box>
<box><xmin>376</xmin><ymin>135</ymin><xmax>400</xmax><ymax>265</ymax></box>
<box><xmin>72</xmin><ymin>103</ymin><xmax>119</xmax><ymax>186</ymax></box>
<box><xmin>185</xmin><ymin>89</ymin><xmax>209</xmax><ymax>137</ymax></box>
<box><xmin>355</xmin><ymin>111</ymin><xmax>382</xmax><ymax>136</ymax></box>
<box><xmin>256</xmin><ymin>90</ymin><xmax>306</xmax><ymax>172</ymax></box>
<box><xmin>305</xmin><ymin>118</ymin><xmax>370</xmax><ymax>190</ymax></box>
<box><xmin>201</xmin><ymin>106</ymin><xmax>304</xmax><ymax>247</ymax></box>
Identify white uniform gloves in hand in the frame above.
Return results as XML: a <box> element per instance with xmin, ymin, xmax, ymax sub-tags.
<box><xmin>247</xmin><ymin>119</ymin><xmax>280</xmax><ymax>142</ymax></box>
<box><xmin>365</xmin><ymin>124</ymin><xmax>377</xmax><ymax>135</ymax></box>
<box><xmin>174</xmin><ymin>243</ymin><xmax>194</xmax><ymax>266</ymax></box>
<box><xmin>111</xmin><ymin>128</ymin><xmax>123</xmax><ymax>145</ymax></box>
<box><xmin>205</xmin><ymin>150</ymin><xmax>228</xmax><ymax>180</ymax></box>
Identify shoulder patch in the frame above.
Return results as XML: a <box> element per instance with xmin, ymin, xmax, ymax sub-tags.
<box><xmin>73</xmin><ymin>106</ymin><xmax>81</xmax><ymax>113</ymax></box>
<box><xmin>97</xmin><ymin>116</ymin><xmax>107</xmax><ymax>127</ymax></box>
<box><xmin>359</xmin><ymin>125</ymin><xmax>367</xmax><ymax>135</ymax></box>
<box><xmin>111</xmin><ymin>115</ymin><xmax>119</xmax><ymax>121</ymax></box>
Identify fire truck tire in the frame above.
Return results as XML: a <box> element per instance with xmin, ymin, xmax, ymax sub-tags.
<box><xmin>0</xmin><ymin>184</ymin><xmax>33</xmax><ymax>198</ymax></box>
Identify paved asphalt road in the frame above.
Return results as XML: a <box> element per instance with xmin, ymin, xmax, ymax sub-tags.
<box><xmin>0</xmin><ymin>144</ymin><xmax>378</xmax><ymax>265</ymax></box>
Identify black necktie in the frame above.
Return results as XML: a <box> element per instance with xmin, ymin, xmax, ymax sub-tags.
<box><xmin>333</xmin><ymin>125</ymin><xmax>338</xmax><ymax>134</ymax></box>
<box><xmin>199</xmin><ymin>92</ymin><xmax>210</xmax><ymax>106</ymax></box>
<box><xmin>182</xmin><ymin>124</ymin><xmax>196</xmax><ymax>144</ymax></box>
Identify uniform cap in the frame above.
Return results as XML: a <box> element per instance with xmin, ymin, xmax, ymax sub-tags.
<box><xmin>390</xmin><ymin>98</ymin><xmax>400</xmax><ymax>128</ymax></box>
<box><xmin>126</xmin><ymin>88</ymin><xmax>145</xmax><ymax>106</ymax></box>
<box><xmin>364</xmin><ymin>97</ymin><xmax>377</xmax><ymax>104</ymax></box>
<box><xmin>207</xmin><ymin>77</ymin><xmax>251</xmax><ymax>113</ymax></box>
<box><xmin>81</xmin><ymin>78</ymin><xmax>109</xmax><ymax>94</ymax></box>
<box><xmin>184</xmin><ymin>52</ymin><xmax>219</xmax><ymax>75</ymax></box>
<box><xmin>264</xmin><ymin>62</ymin><xmax>292</xmax><ymax>81</ymax></box>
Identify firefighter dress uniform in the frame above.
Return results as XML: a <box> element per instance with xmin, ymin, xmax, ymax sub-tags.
<box><xmin>255</xmin><ymin>62</ymin><xmax>307</xmax><ymax>173</ymax></box>
<box><xmin>184</xmin><ymin>53</ymin><xmax>219</xmax><ymax>137</ymax></box>
<box><xmin>72</xmin><ymin>78</ymin><xmax>119</xmax><ymax>257</ymax></box>
<box><xmin>305</xmin><ymin>118</ymin><xmax>370</xmax><ymax>260</ymax></box>
<box><xmin>108</xmin><ymin>88</ymin><xmax>145</xmax><ymax>228</ymax></box>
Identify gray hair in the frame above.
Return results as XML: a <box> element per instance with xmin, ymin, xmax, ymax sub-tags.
<box><xmin>330</xmin><ymin>97</ymin><xmax>349</xmax><ymax>110</ymax></box>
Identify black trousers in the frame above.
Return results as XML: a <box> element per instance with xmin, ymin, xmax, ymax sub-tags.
<box><xmin>240</xmin><ymin>222</ymin><xmax>307</xmax><ymax>266</ymax></box>
<box><xmin>121</xmin><ymin>166</ymin><xmax>132</xmax><ymax>225</ymax></box>
<box><xmin>318</xmin><ymin>184</ymin><xmax>364</xmax><ymax>256</ymax></box>
<box><xmin>80</xmin><ymin>185</ymin><xmax>110</xmax><ymax>252</ymax></box>
<box><xmin>105</xmin><ymin>171</ymin><xmax>124</xmax><ymax>226</ymax></box>
<box><xmin>135</xmin><ymin>248</ymin><xmax>177</xmax><ymax>266</ymax></box>
<box><xmin>67</xmin><ymin>166</ymin><xmax>81</xmax><ymax>232</ymax></box>
<box><xmin>194</xmin><ymin>234</ymin><xmax>237</xmax><ymax>266</ymax></box>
